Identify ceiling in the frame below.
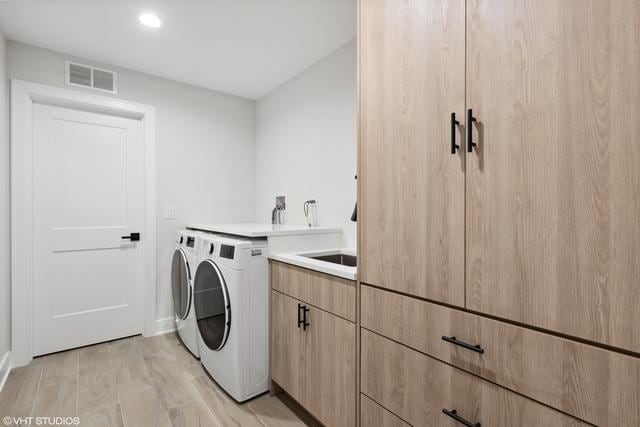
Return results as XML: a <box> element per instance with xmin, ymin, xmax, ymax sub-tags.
<box><xmin>0</xmin><ymin>0</ymin><xmax>356</xmax><ymax>99</ymax></box>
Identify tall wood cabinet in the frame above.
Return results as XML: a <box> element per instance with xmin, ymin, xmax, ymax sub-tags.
<box><xmin>359</xmin><ymin>0</ymin><xmax>640</xmax><ymax>425</ymax></box>
<box><xmin>360</xmin><ymin>0</ymin><xmax>640</xmax><ymax>352</ymax></box>
<box><xmin>359</xmin><ymin>0</ymin><xmax>466</xmax><ymax>306</ymax></box>
<box><xmin>465</xmin><ymin>0</ymin><xmax>640</xmax><ymax>353</ymax></box>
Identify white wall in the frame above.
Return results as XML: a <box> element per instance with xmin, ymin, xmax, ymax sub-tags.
<box><xmin>0</xmin><ymin>31</ymin><xmax>11</xmax><ymax>370</ymax></box>
<box><xmin>255</xmin><ymin>40</ymin><xmax>357</xmax><ymax>248</ymax></box>
<box><xmin>6</xmin><ymin>41</ymin><xmax>256</xmax><ymax>327</ymax></box>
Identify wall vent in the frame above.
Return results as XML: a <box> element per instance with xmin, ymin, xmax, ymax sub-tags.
<box><xmin>65</xmin><ymin>61</ymin><xmax>118</xmax><ymax>94</ymax></box>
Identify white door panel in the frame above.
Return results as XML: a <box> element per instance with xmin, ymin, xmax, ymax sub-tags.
<box><xmin>33</xmin><ymin>103</ymin><xmax>144</xmax><ymax>356</ymax></box>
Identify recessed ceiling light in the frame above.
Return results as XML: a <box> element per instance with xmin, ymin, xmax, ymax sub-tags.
<box><xmin>139</xmin><ymin>13</ymin><xmax>162</xmax><ymax>28</ymax></box>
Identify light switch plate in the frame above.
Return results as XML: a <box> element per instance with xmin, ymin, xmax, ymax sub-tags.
<box><xmin>164</xmin><ymin>206</ymin><xmax>176</xmax><ymax>220</ymax></box>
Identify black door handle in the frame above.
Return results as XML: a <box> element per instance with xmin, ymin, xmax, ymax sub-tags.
<box><xmin>303</xmin><ymin>306</ymin><xmax>310</xmax><ymax>330</ymax></box>
<box><xmin>441</xmin><ymin>336</ymin><xmax>484</xmax><ymax>354</ymax></box>
<box><xmin>297</xmin><ymin>303</ymin><xmax>304</xmax><ymax>328</ymax></box>
<box><xmin>442</xmin><ymin>409</ymin><xmax>481</xmax><ymax>427</ymax></box>
<box><xmin>451</xmin><ymin>112</ymin><xmax>460</xmax><ymax>154</ymax></box>
<box><xmin>121</xmin><ymin>232</ymin><xmax>140</xmax><ymax>242</ymax></box>
<box><xmin>467</xmin><ymin>109</ymin><xmax>477</xmax><ymax>152</ymax></box>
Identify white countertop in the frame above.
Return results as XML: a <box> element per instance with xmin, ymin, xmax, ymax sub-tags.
<box><xmin>187</xmin><ymin>222</ymin><xmax>342</xmax><ymax>238</ymax></box>
<box><xmin>269</xmin><ymin>249</ymin><xmax>357</xmax><ymax>281</ymax></box>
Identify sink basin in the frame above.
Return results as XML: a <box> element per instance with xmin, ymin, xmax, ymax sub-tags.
<box><xmin>302</xmin><ymin>253</ymin><xmax>357</xmax><ymax>267</ymax></box>
<box><xmin>273</xmin><ymin>250</ymin><xmax>357</xmax><ymax>280</ymax></box>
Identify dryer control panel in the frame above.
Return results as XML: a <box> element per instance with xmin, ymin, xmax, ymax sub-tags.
<box><xmin>220</xmin><ymin>244</ymin><xmax>235</xmax><ymax>260</ymax></box>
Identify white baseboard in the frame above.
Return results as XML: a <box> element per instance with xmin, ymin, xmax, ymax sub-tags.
<box><xmin>0</xmin><ymin>351</ymin><xmax>12</xmax><ymax>393</ymax></box>
<box><xmin>155</xmin><ymin>317</ymin><xmax>176</xmax><ymax>336</ymax></box>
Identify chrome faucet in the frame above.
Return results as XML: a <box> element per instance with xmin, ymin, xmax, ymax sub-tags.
<box><xmin>272</xmin><ymin>196</ymin><xmax>286</xmax><ymax>224</ymax></box>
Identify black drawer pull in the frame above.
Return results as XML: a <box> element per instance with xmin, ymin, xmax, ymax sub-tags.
<box><xmin>297</xmin><ymin>303</ymin><xmax>304</xmax><ymax>328</ymax></box>
<box><xmin>467</xmin><ymin>109</ymin><xmax>477</xmax><ymax>152</ymax></box>
<box><xmin>442</xmin><ymin>408</ymin><xmax>481</xmax><ymax>427</ymax></box>
<box><xmin>302</xmin><ymin>306</ymin><xmax>310</xmax><ymax>330</ymax></box>
<box><xmin>441</xmin><ymin>336</ymin><xmax>484</xmax><ymax>354</ymax></box>
<box><xmin>451</xmin><ymin>112</ymin><xmax>460</xmax><ymax>154</ymax></box>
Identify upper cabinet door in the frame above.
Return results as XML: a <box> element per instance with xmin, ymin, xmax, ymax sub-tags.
<box><xmin>359</xmin><ymin>0</ymin><xmax>466</xmax><ymax>305</ymax></box>
<box><xmin>466</xmin><ymin>0</ymin><xmax>640</xmax><ymax>352</ymax></box>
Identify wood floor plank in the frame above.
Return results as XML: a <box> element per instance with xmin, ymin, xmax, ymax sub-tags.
<box><xmin>161</xmin><ymin>333</ymin><xmax>182</xmax><ymax>348</ymax></box>
<box><xmin>137</xmin><ymin>335</ymin><xmax>173</xmax><ymax>359</ymax></box>
<box><xmin>107</xmin><ymin>336</ymin><xmax>139</xmax><ymax>355</ymax></box>
<box><xmin>191</xmin><ymin>376</ymin><xmax>263</xmax><ymax>427</ymax></box>
<box><xmin>152</xmin><ymin>369</ymin><xmax>202</xmax><ymax>411</ymax></box>
<box><xmin>39</xmin><ymin>349</ymin><xmax>78</xmax><ymax>388</ymax></box>
<box><xmin>144</xmin><ymin>344</ymin><xmax>198</xmax><ymax>381</ymax></box>
<box><xmin>109</xmin><ymin>344</ymin><xmax>151</xmax><ymax>385</ymax></box>
<box><xmin>116</xmin><ymin>377</ymin><xmax>172</xmax><ymax>427</ymax></box>
<box><xmin>32</xmin><ymin>379</ymin><xmax>77</xmax><ymax>418</ymax></box>
<box><xmin>80</xmin><ymin>404</ymin><xmax>124</xmax><ymax>427</ymax></box>
<box><xmin>0</xmin><ymin>363</ymin><xmax>43</xmax><ymax>417</ymax></box>
<box><xmin>78</xmin><ymin>344</ymin><xmax>118</xmax><ymax>416</ymax></box>
<box><xmin>167</xmin><ymin>400</ymin><xmax>221</xmax><ymax>427</ymax></box>
<box><xmin>79</xmin><ymin>343</ymin><xmax>111</xmax><ymax>365</ymax></box>
<box><xmin>248</xmin><ymin>395</ymin><xmax>307</xmax><ymax>427</ymax></box>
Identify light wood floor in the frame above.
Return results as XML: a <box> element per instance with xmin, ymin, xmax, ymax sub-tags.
<box><xmin>0</xmin><ymin>333</ymin><xmax>307</xmax><ymax>427</ymax></box>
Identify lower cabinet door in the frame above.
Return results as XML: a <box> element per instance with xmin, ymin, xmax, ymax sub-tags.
<box><xmin>361</xmin><ymin>329</ymin><xmax>588</xmax><ymax>427</ymax></box>
<box><xmin>303</xmin><ymin>305</ymin><xmax>356</xmax><ymax>427</ymax></box>
<box><xmin>271</xmin><ymin>291</ymin><xmax>305</xmax><ymax>402</ymax></box>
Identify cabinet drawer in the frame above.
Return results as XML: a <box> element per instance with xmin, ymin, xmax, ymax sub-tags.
<box><xmin>271</xmin><ymin>261</ymin><xmax>356</xmax><ymax>321</ymax></box>
<box><xmin>361</xmin><ymin>330</ymin><xmax>587</xmax><ymax>427</ymax></box>
<box><xmin>361</xmin><ymin>285</ymin><xmax>640</xmax><ymax>426</ymax></box>
<box><xmin>361</xmin><ymin>395</ymin><xmax>409</xmax><ymax>427</ymax></box>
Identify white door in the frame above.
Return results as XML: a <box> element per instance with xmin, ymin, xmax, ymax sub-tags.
<box><xmin>32</xmin><ymin>103</ymin><xmax>145</xmax><ymax>356</ymax></box>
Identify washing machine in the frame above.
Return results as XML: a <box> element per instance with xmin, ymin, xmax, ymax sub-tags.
<box><xmin>193</xmin><ymin>234</ymin><xmax>269</xmax><ymax>402</ymax></box>
<box><xmin>171</xmin><ymin>229</ymin><xmax>203</xmax><ymax>358</ymax></box>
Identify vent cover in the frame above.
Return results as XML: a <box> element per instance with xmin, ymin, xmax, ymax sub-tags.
<box><xmin>65</xmin><ymin>61</ymin><xmax>117</xmax><ymax>94</ymax></box>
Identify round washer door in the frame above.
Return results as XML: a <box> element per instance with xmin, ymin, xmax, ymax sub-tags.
<box><xmin>171</xmin><ymin>248</ymin><xmax>191</xmax><ymax>320</ymax></box>
<box><xmin>193</xmin><ymin>259</ymin><xmax>231</xmax><ymax>351</ymax></box>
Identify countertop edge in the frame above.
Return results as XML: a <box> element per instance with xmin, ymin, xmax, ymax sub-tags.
<box><xmin>269</xmin><ymin>253</ymin><xmax>357</xmax><ymax>281</ymax></box>
<box><xmin>186</xmin><ymin>223</ymin><xmax>343</xmax><ymax>238</ymax></box>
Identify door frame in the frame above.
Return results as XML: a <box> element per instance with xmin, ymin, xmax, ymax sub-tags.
<box><xmin>11</xmin><ymin>79</ymin><xmax>157</xmax><ymax>367</ymax></box>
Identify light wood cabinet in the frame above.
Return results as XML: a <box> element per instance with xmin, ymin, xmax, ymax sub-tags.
<box><xmin>360</xmin><ymin>0</ymin><xmax>640</xmax><ymax>350</ymax></box>
<box><xmin>362</xmin><ymin>284</ymin><xmax>640</xmax><ymax>426</ymax></box>
<box><xmin>361</xmin><ymin>395</ymin><xmax>409</xmax><ymax>427</ymax></box>
<box><xmin>270</xmin><ymin>290</ymin><xmax>305</xmax><ymax>400</ymax></box>
<box><xmin>361</xmin><ymin>330</ymin><xmax>587</xmax><ymax>427</ymax></box>
<box><xmin>358</xmin><ymin>0</ymin><xmax>640</xmax><ymax>423</ymax></box>
<box><xmin>465</xmin><ymin>0</ymin><xmax>640</xmax><ymax>354</ymax></box>
<box><xmin>271</xmin><ymin>261</ymin><xmax>356</xmax><ymax>322</ymax></box>
<box><xmin>359</xmin><ymin>0</ymin><xmax>466</xmax><ymax>306</ymax></box>
<box><xmin>303</xmin><ymin>302</ymin><xmax>356</xmax><ymax>427</ymax></box>
<box><xmin>270</xmin><ymin>264</ymin><xmax>356</xmax><ymax>427</ymax></box>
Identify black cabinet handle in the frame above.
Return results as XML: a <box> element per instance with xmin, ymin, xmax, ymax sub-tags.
<box><xmin>121</xmin><ymin>232</ymin><xmax>140</xmax><ymax>242</ymax></box>
<box><xmin>442</xmin><ymin>409</ymin><xmax>481</xmax><ymax>427</ymax></box>
<box><xmin>302</xmin><ymin>306</ymin><xmax>310</xmax><ymax>330</ymax></box>
<box><xmin>467</xmin><ymin>109</ymin><xmax>477</xmax><ymax>152</ymax></box>
<box><xmin>297</xmin><ymin>304</ymin><xmax>304</xmax><ymax>328</ymax></box>
<box><xmin>451</xmin><ymin>112</ymin><xmax>460</xmax><ymax>154</ymax></box>
<box><xmin>441</xmin><ymin>336</ymin><xmax>484</xmax><ymax>354</ymax></box>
